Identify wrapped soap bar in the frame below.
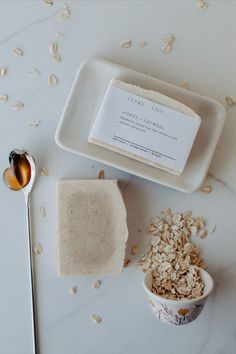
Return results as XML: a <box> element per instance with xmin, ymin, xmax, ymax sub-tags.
<box><xmin>57</xmin><ymin>180</ymin><xmax>128</xmax><ymax>276</ymax></box>
<box><xmin>88</xmin><ymin>79</ymin><xmax>201</xmax><ymax>175</ymax></box>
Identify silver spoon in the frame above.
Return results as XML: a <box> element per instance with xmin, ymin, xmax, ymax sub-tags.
<box><xmin>3</xmin><ymin>149</ymin><xmax>39</xmax><ymax>354</ymax></box>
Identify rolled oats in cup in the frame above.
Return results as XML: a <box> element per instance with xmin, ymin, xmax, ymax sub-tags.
<box><xmin>143</xmin><ymin>267</ymin><xmax>214</xmax><ymax>325</ymax></box>
<box><xmin>140</xmin><ymin>209</ymin><xmax>214</xmax><ymax>324</ymax></box>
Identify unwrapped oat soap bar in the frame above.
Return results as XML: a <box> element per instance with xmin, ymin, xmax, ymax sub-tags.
<box><xmin>89</xmin><ymin>79</ymin><xmax>201</xmax><ymax>175</ymax></box>
<box><xmin>57</xmin><ymin>180</ymin><xmax>128</xmax><ymax>276</ymax></box>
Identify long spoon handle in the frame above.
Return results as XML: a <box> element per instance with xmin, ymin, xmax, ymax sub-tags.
<box><xmin>25</xmin><ymin>194</ymin><xmax>39</xmax><ymax>354</ymax></box>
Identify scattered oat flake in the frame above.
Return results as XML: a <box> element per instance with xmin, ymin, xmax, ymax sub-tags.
<box><xmin>208</xmin><ymin>224</ymin><xmax>216</xmax><ymax>233</ymax></box>
<box><xmin>69</xmin><ymin>286</ymin><xmax>77</xmax><ymax>295</ymax></box>
<box><xmin>120</xmin><ymin>39</ymin><xmax>132</xmax><ymax>48</ymax></box>
<box><xmin>91</xmin><ymin>314</ymin><xmax>102</xmax><ymax>324</ymax></box>
<box><xmin>124</xmin><ymin>258</ymin><xmax>130</xmax><ymax>268</ymax></box>
<box><xmin>225</xmin><ymin>96</ymin><xmax>236</xmax><ymax>107</ymax></box>
<box><xmin>59</xmin><ymin>2</ymin><xmax>71</xmax><ymax>19</ymax></box>
<box><xmin>138</xmin><ymin>226</ymin><xmax>142</xmax><ymax>232</ymax></box>
<box><xmin>92</xmin><ymin>280</ymin><xmax>101</xmax><ymax>289</ymax></box>
<box><xmin>131</xmin><ymin>245</ymin><xmax>139</xmax><ymax>256</ymax></box>
<box><xmin>51</xmin><ymin>53</ymin><xmax>62</xmax><ymax>63</ymax></box>
<box><xmin>40</xmin><ymin>167</ymin><xmax>49</xmax><ymax>176</ymax></box>
<box><xmin>56</xmin><ymin>32</ymin><xmax>65</xmax><ymax>37</ymax></box>
<box><xmin>29</xmin><ymin>68</ymin><xmax>41</xmax><ymax>76</ymax></box>
<box><xmin>40</xmin><ymin>207</ymin><xmax>46</xmax><ymax>218</ymax></box>
<box><xmin>12</xmin><ymin>48</ymin><xmax>24</xmax><ymax>57</ymax></box>
<box><xmin>196</xmin><ymin>0</ymin><xmax>208</xmax><ymax>11</ymax></box>
<box><xmin>199</xmin><ymin>229</ymin><xmax>208</xmax><ymax>239</ymax></box>
<box><xmin>201</xmin><ymin>185</ymin><xmax>212</xmax><ymax>193</ymax></box>
<box><xmin>0</xmin><ymin>94</ymin><xmax>8</xmax><ymax>102</ymax></box>
<box><xmin>195</xmin><ymin>218</ymin><xmax>205</xmax><ymax>230</ymax></box>
<box><xmin>28</xmin><ymin>120</ymin><xmax>41</xmax><ymax>127</ymax></box>
<box><xmin>48</xmin><ymin>42</ymin><xmax>62</xmax><ymax>63</ymax></box>
<box><xmin>12</xmin><ymin>102</ymin><xmax>24</xmax><ymax>110</ymax></box>
<box><xmin>161</xmin><ymin>43</ymin><xmax>172</xmax><ymax>54</ymax></box>
<box><xmin>138</xmin><ymin>40</ymin><xmax>147</xmax><ymax>47</ymax></box>
<box><xmin>33</xmin><ymin>243</ymin><xmax>43</xmax><ymax>255</ymax></box>
<box><xmin>161</xmin><ymin>34</ymin><xmax>175</xmax><ymax>54</ymax></box>
<box><xmin>97</xmin><ymin>169</ymin><xmax>105</xmax><ymax>179</ymax></box>
<box><xmin>0</xmin><ymin>67</ymin><xmax>7</xmax><ymax>77</ymax></box>
<box><xmin>43</xmin><ymin>0</ymin><xmax>53</xmax><ymax>5</ymax></box>
<box><xmin>48</xmin><ymin>73</ymin><xmax>58</xmax><ymax>86</ymax></box>
<box><xmin>178</xmin><ymin>82</ymin><xmax>190</xmax><ymax>90</ymax></box>
<box><xmin>48</xmin><ymin>42</ymin><xmax>58</xmax><ymax>54</ymax></box>
<box><xmin>163</xmin><ymin>34</ymin><xmax>175</xmax><ymax>44</ymax></box>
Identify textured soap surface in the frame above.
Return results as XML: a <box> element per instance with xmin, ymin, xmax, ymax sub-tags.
<box><xmin>57</xmin><ymin>180</ymin><xmax>128</xmax><ymax>276</ymax></box>
<box><xmin>89</xmin><ymin>79</ymin><xmax>201</xmax><ymax>175</ymax></box>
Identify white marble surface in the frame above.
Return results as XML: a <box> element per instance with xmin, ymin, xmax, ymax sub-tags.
<box><xmin>0</xmin><ymin>1</ymin><xmax>236</xmax><ymax>354</ymax></box>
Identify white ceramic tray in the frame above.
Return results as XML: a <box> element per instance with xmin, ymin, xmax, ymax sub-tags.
<box><xmin>55</xmin><ymin>58</ymin><xmax>226</xmax><ymax>193</ymax></box>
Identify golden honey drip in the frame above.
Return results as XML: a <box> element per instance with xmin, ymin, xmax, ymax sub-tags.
<box><xmin>4</xmin><ymin>152</ymin><xmax>31</xmax><ymax>190</ymax></box>
<box><xmin>3</xmin><ymin>168</ymin><xmax>22</xmax><ymax>191</ymax></box>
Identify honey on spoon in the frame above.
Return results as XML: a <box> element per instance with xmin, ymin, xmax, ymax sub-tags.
<box><xmin>3</xmin><ymin>151</ymin><xmax>31</xmax><ymax>190</ymax></box>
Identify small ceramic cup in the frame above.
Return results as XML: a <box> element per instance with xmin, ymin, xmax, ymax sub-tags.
<box><xmin>143</xmin><ymin>267</ymin><xmax>214</xmax><ymax>325</ymax></box>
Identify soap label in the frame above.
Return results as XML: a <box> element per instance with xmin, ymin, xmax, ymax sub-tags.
<box><xmin>89</xmin><ymin>84</ymin><xmax>200</xmax><ymax>173</ymax></box>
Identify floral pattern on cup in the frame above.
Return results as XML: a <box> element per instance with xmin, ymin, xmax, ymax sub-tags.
<box><xmin>149</xmin><ymin>298</ymin><xmax>204</xmax><ymax>325</ymax></box>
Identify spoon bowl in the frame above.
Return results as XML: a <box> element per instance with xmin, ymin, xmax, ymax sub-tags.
<box><xmin>8</xmin><ymin>148</ymin><xmax>36</xmax><ymax>195</ymax></box>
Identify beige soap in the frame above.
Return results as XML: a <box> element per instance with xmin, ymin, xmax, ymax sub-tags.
<box><xmin>57</xmin><ymin>180</ymin><xmax>128</xmax><ymax>276</ymax></box>
<box><xmin>89</xmin><ymin>79</ymin><xmax>201</xmax><ymax>175</ymax></box>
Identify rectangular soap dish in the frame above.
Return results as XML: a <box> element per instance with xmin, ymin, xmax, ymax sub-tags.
<box><xmin>55</xmin><ymin>57</ymin><xmax>226</xmax><ymax>193</ymax></box>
